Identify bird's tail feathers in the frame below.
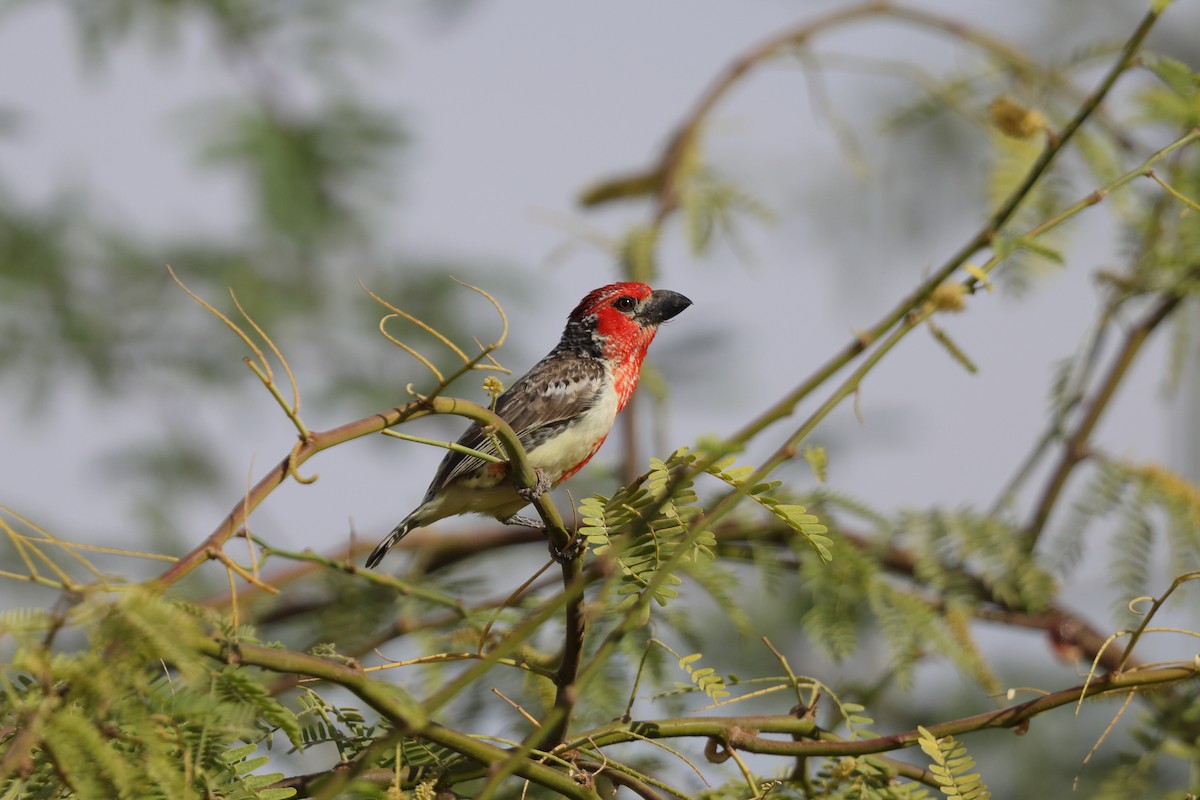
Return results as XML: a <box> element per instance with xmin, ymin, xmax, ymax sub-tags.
<box><xmin>364</xmin><ymin>518</ymin><xmax>415</xmax><ymax>569</ymax></box>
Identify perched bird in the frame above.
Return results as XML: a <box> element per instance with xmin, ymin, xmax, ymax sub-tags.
<box><xmin>365</xmin><ymin>282</ymin><xmax>692</xmax><ymax>568</ymax></box>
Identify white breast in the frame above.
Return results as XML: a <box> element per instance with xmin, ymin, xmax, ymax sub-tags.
<box><xmin>524</xmin><ymin>386</ymin><xmax>619</xmax><ymax>482</ymax></box>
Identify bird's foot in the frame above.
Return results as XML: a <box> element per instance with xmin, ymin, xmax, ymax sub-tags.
<box><xmin>516</xmin><ymin>467</ymin><xmax>552</xmax><ymax>503</ymax></box>
<box><xmin>499</xmin><ymin>512</ymin><xmax>584</xmax><ymax>562</ymax></box>
<box><xmin>548</xmin><ymin>534</ymin><xmax>587</xmax><ymax>564</ymax></box>
<box><xmin>500</xmin><ymin>513</ymin><xmax>544</xmax><ymax>529</ymax></box>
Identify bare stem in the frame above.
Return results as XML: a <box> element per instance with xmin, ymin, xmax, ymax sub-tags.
<box><xmin>1022</xmin><ymin>275</ymin><xmax>1198</xmax><ymax>550</ymax></box>
<box><xmin>151</xmin><ymin>396</ymin><xmax>570</xmax><ymax>588</ymax></box>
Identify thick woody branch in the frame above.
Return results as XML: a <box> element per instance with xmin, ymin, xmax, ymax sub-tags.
<box><xmin>712</xmin><ymin>522</ymin><xmax>1136</xmax><ymax>673</ymax></box>
<box><xmin>546</xmin><ymin>557</ymin><xmax>587</xmax><ymax>747</ymax></box>
<box><xmin>232</xmin><ymin>510</ymin><xmax>1132</xmax><ymax>686</ymax></box>
<box><xmin>565</xmin><ymin>662</ymin><xmax>1196</xmax><ymax>757</ymax></box>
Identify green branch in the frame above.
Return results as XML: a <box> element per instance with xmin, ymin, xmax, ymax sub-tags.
<box><xmin>189</xmin><ymin>635</ymin><xmax>601</xmax><ymax>800</ymax></box>
<box><xmin>729</xmin><ymin>6</ymin><xmax>1167</xmax><ymax>449</ymax></box>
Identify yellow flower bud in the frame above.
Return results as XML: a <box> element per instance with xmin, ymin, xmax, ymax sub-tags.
<box><xmin>482</xmin><ymin>375</ymin><xmax>505</xmax><ymax>397</ymax></box>
<box><xmin>989</xmin><ymin>95</ymin><xmax>1045</xmax><ymax>140</ymax></box>
<box><xmin>929</xmin><ymin>281</ymin><xmax>967</xmax><ymax>312</ymax></box>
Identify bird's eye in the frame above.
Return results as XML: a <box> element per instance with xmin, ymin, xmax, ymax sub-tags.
<box><xmin>613</xmin><ymin>296</ymin><xmax>637</xmax><ymax>312</ymax></box>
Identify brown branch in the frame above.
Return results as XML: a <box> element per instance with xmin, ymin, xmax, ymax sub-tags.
<box><xmin>567</xmin><ymin>662</ymin><xmax>1196</xmax><ymax>758</ymax></box>
<box><xmin>239</xmin><ymin>508</ymin><xmax>1137</xmax><ymax>691</ymax></box>
<box><xmin>1022</xmin><ymin>275</ymin><xmax>1197</xmax><ymax>550</ymax></box>
<box><xmin>577</xmin><ymin>761</ymin><xmax>667</xmax><ymax>800</ymax></box>
<box><xmin>152</xmin><ymin>396</ymin><xmax>571</xmax><ymax>589</ymax></box>
<box><xmin>715</xmin><ymin>522</ymin><xmax>1136</xmax><ymax>673</ymax></box>
<box><xmin>545</xmin><ymin>557</ymin><xmax>587</xmax><ymax>747</ymax></box>
<box><xmin>835</xmin><ymin>531</ymin><xmax>1127</xmax><ymax>667</ymax></box>
<box><xmin>734</xmin><ymin>664</ymin><xmax>1197</xmax><ymax>758</ymax></box>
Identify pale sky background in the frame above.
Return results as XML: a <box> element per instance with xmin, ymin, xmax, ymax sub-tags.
<box><xmin>1</xmin><ymin>0</ymin><xmax>1197</xmax><ymax>790</ymax></box>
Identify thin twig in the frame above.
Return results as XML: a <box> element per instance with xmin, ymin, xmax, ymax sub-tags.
<box><xmin>1022</xmin><ymin>273</ymin><xmax>1199</xmax><ymax>549</ymax></box>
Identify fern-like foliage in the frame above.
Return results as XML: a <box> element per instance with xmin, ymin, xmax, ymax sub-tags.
<box><xmin>802</xmin><ymin>486</ymin><xmax>893</xmax><ymax>536</ymax></box>
<box><xmin>1110</xmin><ymin>503</ymin><xmax>1156</xmax><ymax>622</ymax></box>
<box><xmin>917</xmin><ymin>726</ymin><xmax>991</xmax><ymax>800</ymax></box>
<box><xmin>675</xmin><ymin>652</ymin><xmax>730</xmax><ymax>703</ymax></box>
<box><xmin>220</xmin><ymin>743</ymin><xmax>298</xmax><ymax>800</ymax></box>
<box><xmin>1052</xmin><ymin>459</ymin><xmax>1132</xmax><ymax>575</ymax></box>
<box><xmin>1139</xmin><ymin>55</ymin><xmax>1200</xmax><ymax>130</ymax></box>
<box><xmin>703</xmin><ymin>454</ymin><xmax>832</xmax><ymax>561</ymax></box>
<box><xmin>582</xmin><ymin>448</ymin><xmax>832</xmax><ymax>608</ymax></box>
<box><xmin>809</xmin><ymin>753</ymin><xmax>934</xmax><ymax>800</ymax></box>
<box><xmin>679</xmin><ymin>166</ymin><xmax>776</xmax><ymax>259</ymax></box>
<box><xmin>800</xmin><ymin>536</ymin><xmax>880</xmax><ymax>660</ymax></box>
<box><xmin>794</xmin><ymin>496</ymin><xmax>1038</xmax><ymax>689</ymax></box>
<box><xmin>296</xmin><ymin>688</ymin><xmax>380</xmax><ymax>762</ymax></box>
<box><xmin>215</xmin><ymin>667</ymin><xmax>304</xmax><ymax>749</ymax></box>
<box><xmin>0</xmin><ymin>589</ymin><xmax>322</xmax><ymax>800</ymax></box>
<box><xmin>901</xmin><ymin>508</ymin><xmax>1056</xmax><ymax>611</ymax></box>
<box><xmin>866</xmin><ymin>581</ymin><xmax>1000</xmax><ymax>694</ymax></box>
<box><xmin>1054</xmin><ymin>458</ymin><xmax>1200</xmax><ymax>622</ymax></box>
<box><xmin>580</xmin><ymin>449</ymin><xmax>716</xmax><ymax>607</ymax></box>
<box><xmin>835</xmin><ymin>701</ymin><xmax>880</xmax><ymax>742</ymax></box>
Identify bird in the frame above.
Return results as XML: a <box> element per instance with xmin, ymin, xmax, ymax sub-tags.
<box><xmin>365</xmin><ymin>281</ymin><xmax>692</xmax><ymax>568</ymax></box>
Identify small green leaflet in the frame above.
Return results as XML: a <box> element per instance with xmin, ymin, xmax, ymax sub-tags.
<box><xmin>705</xmin><ymin>453</ymin><xmax>833</xmax><ymax>562</ymax></box>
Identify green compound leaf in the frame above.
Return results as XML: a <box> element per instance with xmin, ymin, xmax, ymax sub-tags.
<box><xmin>580</xmin><ymin>448</ymin><xmax>715</xmax><ymax>608</ymax></box>
<box><xmin>706</xmin><ymin>456</ymin><xmax>833</xmax><ymax>561</ymax></box>
<box><xmin>918</xmin><ymin>726</ymin><xmax>991</xmax><ymax>800</ymax></box>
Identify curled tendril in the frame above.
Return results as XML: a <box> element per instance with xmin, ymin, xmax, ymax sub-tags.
<box><xmin>361</xmin><ymin>278</ymin><xmax>511</xmax><ymax>390</ymax></box>
<box><xmin>379</xmin><ymin>314</ymin><xmax>445</xmax><ymax>382</ymax></box>
<box><xmin>1127</xmin><ymin>595</ymin><xmax>1154</xmax><ymax>616</ymax></box>
<box><xmin>286</xmin><ymin>440</ymin><xmax>319</xmax><ymax>485</ymax></box>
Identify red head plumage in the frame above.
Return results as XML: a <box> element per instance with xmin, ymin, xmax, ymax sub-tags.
<box><xmin>563</xmin><ymin>282</ymin><xmax>692</xmax><ymax>409</ymax></box>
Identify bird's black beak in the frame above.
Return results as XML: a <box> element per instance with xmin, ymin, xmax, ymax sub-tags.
<box><xmin>638</xmin><ymin>289</ymin><xmax>693</xmax><ymax>326</ymax></box>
